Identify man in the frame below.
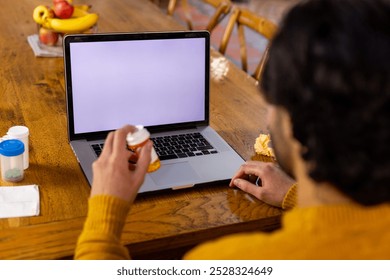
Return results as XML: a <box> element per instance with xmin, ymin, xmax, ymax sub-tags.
<box><xmin>75</xmin><ymin>0</ymin><xmax>390</xmax><ymax>259</ymax></box>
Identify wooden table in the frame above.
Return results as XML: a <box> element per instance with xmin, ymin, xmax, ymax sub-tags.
<box><xmin>0</xmin><ymin>0</ymin><xmax>282</xmax><ymax>259</ymax></box>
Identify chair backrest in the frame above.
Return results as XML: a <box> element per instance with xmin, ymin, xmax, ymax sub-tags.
<box><xmin>168</xmin><ymin>0</ymin><xmax>232</xmax><ymax>32</ymax></box>
<box><xmin>219</xmin><ymin>7</ymin><xmax>277</xmax><ymax>80</ymax></box>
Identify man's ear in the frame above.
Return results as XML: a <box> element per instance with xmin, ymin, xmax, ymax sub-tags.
<box><xmin>279</xmin><ymin>108</ymin><xmax>294</xmax><ymax>140</ymax></box>
<box><xmin>279</xmin><ymin>107</ymin><xmax>306</xmax><ymax>156</ymax></box>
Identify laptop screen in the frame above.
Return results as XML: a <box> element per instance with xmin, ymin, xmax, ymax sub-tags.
<box><xmin>64</xmin><ymin>31</ymin><xmax>210</xmax><ymax>139</ymax></box>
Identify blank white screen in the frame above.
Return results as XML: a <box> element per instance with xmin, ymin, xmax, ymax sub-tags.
<box><xmin>69</xmin><ymin>37</ymin><xmax>206</xmax><ymax>134</ymax></box>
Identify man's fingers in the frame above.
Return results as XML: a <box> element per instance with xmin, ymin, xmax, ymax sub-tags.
<box><xmin>230</xmin><ymin>161</ymin><xmax>271</xmax><ymax>187</ymax></box>
<box><xmin>133</xmin><ymin>140</ymin><xmax>152</xmax><ymax>178</ymax></box>
<box><xmin>233</xmin><ymin>178</ymin><xmax>262</xmax><ymax>199</ymax></box>
<box><xmin>241</xmin><ymin>161</ymin><xmax>270</xmax><ymax>177</ymax></box>
<box><xmin>230</xmin><ymin>168</ymin><xmax>247</xmax><ymax>186</ymax></box>
<box><xmin>112</xmin><ymin>125</ymin><xmax>137</xmax><ymax>158</ymax></box>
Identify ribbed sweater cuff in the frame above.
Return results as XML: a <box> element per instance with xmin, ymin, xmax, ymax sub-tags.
<box><xmin>281</xmin><ymin>183</ymin><xmax>297</xmax><ymax>210</ymax></box>
<box><xmin>84</xmin><ymin>195</ymin><xmax>131</xmax><ymax>238</ymax></box>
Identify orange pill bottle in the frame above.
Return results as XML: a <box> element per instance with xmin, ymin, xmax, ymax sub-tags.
<box><xmin>126</xmin><ymin>125</ymin><xmax>160</xmax><ymax>172</ymax></box>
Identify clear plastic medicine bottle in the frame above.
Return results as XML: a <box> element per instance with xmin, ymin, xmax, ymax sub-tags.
<box><xmin>126</xmin><ymin>125</ymin><xmax>161</xmax><ymax>173</ymax></box>
<box><xmin>0</xmin><ymin>139</ymin><xmax>25</xmax><ymax>182</ymax></box>
<box><xmin>6</xmin><ymin>125</ymin><xmax>29</xmax><ymax>169</ymax></box>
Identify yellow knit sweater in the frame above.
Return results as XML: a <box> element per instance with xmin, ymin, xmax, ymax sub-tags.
<box><xmin>75</xmin><ymin>189</ymin><xmax>390</xmax><ymax>259</ymax></box>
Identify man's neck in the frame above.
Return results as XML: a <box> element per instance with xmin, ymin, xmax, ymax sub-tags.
<box><xmin>294</xmin><ymin>158</ymin><xmax>352</xmax><ymax>207</ymax></box>
<box><xmin>297</xmin><ymin>178</ymin><xmax>353</xmax><ymax>207</ymax></box>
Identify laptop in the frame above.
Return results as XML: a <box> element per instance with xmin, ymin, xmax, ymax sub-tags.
<box><xmin>63</xmin><ymin>31</ymin><xmax>244</xmax><ymax>193</ymax></box>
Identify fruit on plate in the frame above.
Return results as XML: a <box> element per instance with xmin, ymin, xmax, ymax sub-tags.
<box><xmin>33</xmin><ymin>4</ymin><xmax>98</xmax><ymax>34</ymax></box>
<box><xmin>53</xmin><ymin>0</ymin><xmax>74</xmax><ymax>19</ymax></box>
<box><xmin>39</xmin><ymin>26</ymin><xmax>59</xmax><ymax>45</ymax></box>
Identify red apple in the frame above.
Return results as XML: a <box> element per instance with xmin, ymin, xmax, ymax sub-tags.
<box><xmin>53</xmin><ymin>1</ymin><xmax>74</xmax><ymax>19</ymax></box>
<box><xmin>47</xmin><ymin>7</ymin><xmax>56</xmax><ymax>18</ymax></box>
<box><xmin>39</xmin><ymin>27</ymin><xmax>59</xmax><ymax>46</ymax></box>
<box><xmin>53</xmin><ymin>0</ymin><xmax>71</xmax><ymax>4</ymax></box>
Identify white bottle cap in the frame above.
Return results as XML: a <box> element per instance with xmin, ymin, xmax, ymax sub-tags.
<box><xmin>7</xmin><ymin>126</ymin><xmax>29</xmax><ymax>138</ymax></box>
<box><xmin>126</xmin><ymin>125</ymin><xmax>150</xmax><ymax>146</ymax></box>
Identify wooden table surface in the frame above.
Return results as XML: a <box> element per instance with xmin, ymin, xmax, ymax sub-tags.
<box><xmin>0</xmin><ymin>0</ymin><xmax>282</xmax><ymax>259</ymax></box>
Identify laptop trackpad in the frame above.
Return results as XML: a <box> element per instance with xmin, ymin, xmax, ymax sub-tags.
<box><xmin>150</xmin><ymin>162</ymin><xmax>200</xmax><ymax>186</ymax></box>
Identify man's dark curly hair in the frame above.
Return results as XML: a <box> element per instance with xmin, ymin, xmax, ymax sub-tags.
<box><xmin>261</xmin><ymin>0</ymin><xmax>390</xmax><ymax>205</ymax></box>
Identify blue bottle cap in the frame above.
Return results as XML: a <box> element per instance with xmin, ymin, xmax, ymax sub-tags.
<box><xmin>0</xmin><ymin>139</ymin><xmax>25</xmax><ymax>157</ymax></box>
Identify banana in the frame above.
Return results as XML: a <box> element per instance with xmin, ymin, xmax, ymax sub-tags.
<box><xmin>33</xmin><ymin>5</ymin><xmax>52</xmax><ymax>25</ymax></box>
<box><xmin>50</xmin><ymin>13</ymin><xmax>99</xmax><ymax>33</ymax></box>
<box><xmin>74</xmin><ymin>4</ymin><xmax>92</xmax><ymax>11</ymax></box>
<box><xmin>71</xmin><ymin>6</ymin><xmax>91</xmax><ymax>18</ymax></box>
<box><xmin>33</xmin><ymin>5</ymin><xmax>98</xmax><ymax>34</ymax></box>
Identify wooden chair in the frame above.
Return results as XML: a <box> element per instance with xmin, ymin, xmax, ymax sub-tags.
<box><xmin>167</xmin><ymin>0</ymin><xmax>232</xmax><ymax>32</ymax></box>
<box><xmin>219</xmin><ymin>7</ymin><xmax>278</xmax><ymax>80</ymax></box>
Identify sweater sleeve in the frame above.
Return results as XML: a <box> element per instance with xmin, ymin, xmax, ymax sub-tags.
<box><xmin>281</xmin><ymin>183</ymin><xmax>297</xmax><ymax>210</ymax></box>
<box><xmin>74</xmin><ymin>195</ymin><xmax>131</xmax><ymax>260</ymax></box>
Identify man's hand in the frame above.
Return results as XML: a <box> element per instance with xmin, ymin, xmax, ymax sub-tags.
<box><xmin>90</xmin><ymin>125</ymin><xmax>152</xmax><ymax>204</ymax></box>
<box><xmin>229</xmin><ymin>161</ymin><xmax>295</xmax><ymax>208</ymax></box>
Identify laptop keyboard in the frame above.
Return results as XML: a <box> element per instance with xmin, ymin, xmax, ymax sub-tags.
<box><xmin>91</xmin><ymin>132</ymin><xmax>218</xmax><ymax>160</ymax></box>
<box><xmin>151</xmin><ymin>132</ymin><xmax>217</xmax><ymax>160</ymax></box>
<box><xmin>91</xmin><ymin>143</ymin><xmax>104</xmax><ymax>157</ymax></box>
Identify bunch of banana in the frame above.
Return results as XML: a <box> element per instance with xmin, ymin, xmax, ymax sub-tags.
<box><xmin>33</xmin><ymin>3</ymin><xmax>98</xmax><ymax>34</ymax></box>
